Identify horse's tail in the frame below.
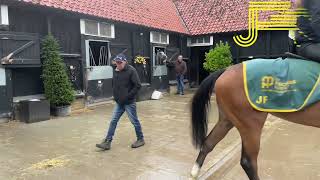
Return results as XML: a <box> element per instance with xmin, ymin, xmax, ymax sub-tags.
<box><xmin>191</xmin><ymin>69</ymin><xmax>226</xmax><ymax>148</ymax></box>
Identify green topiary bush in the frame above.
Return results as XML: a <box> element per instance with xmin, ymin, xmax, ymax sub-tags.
<box><xmin>203</xmin><ymin>41</ymin><xmax>233</xmax><ymax>72</ymax></box>
<box><xmin>41</xmin><ymin>34</ymin><xmax>74</xmax><ymax>107</ymax></box>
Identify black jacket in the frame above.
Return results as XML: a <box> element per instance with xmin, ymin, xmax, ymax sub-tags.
<box><xmin>296</xmin><ymin>0</ymin><xmax>320</xmax><ymax>44</ymax></box>
<box><xmin>112</xmin><ymin>64</ymin><xmax>141</xmax><ymax>105</ymax></box>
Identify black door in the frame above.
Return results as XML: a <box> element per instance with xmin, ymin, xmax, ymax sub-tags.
<box><xmin>190</xmin><ymin>46</ymin><xmax>210</xmax><ymax>85</ymax></box>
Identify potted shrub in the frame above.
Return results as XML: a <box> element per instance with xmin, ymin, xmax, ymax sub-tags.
<box><xmin>41</xmin><ymin>35</ymin><xmax>74</xmax><ymax>116</ymax></box>
<box><xmin>203</xmin><ymin>41</ymin><xmax>233</xmax><ymax>73</ymax></box>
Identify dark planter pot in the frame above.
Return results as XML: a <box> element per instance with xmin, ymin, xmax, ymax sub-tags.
<box><xmin>19</xmin><ymin>100</ymin><xmax>50</xmax><ymax>123</ymax></box>
<box><xmin>51</xmin><ymin>105</ymin><xmax>71</xmax><ymax>117</ymax></box>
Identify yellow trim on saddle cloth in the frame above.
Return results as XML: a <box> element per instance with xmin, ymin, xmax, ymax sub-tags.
<box><xmin>242</xmin><ymin>62</ymin><xmax>320</xmax><ymax>113</ymax></box>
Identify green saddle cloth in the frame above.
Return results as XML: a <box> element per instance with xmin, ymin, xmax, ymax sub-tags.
<box><xmin>243</xmin><ymin>58</ymin><xmax>320</xmax><ymax>112</ymax></box>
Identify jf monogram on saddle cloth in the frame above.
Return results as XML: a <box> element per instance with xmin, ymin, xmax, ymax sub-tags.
<box><xmin>243</xmin><ymin>58</ymin><xmax>320</xmax><ymax>112</ymax></box>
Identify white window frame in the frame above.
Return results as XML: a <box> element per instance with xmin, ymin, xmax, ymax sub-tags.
<box><xmin>0</xmin><ymin>5</ymin><xmax>9</xmax><ymax>25</ymax></box>
<box><xmin>150</xmin><ymin>31</ymin><xmax>169</xmax><ymax>45</ymax></box>
<box><xmin>80</xmin><ymin>19</ymin><xmax>115</xmax><ymax>38</ymax></box>
<box><xmin>187</xmin><ymin>36</ymin><xmax>213</xmax><ymax>47</ymax></box>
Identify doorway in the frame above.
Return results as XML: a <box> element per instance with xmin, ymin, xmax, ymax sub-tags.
<box><xmin>190</xmin><ymin>46</ymin><xmax>210</xmax><ymax>85</ymax></box>
<box><xmin>85</xmin><ymin>40</ymin><xmax>113</xmax><ymax>104</ymax></box>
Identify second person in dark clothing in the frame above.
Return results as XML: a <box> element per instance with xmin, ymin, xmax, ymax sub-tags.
<box><xmin>175</xmin><ymin>55</ymin><xmax>187</xmax><ymax>95</ymax></box>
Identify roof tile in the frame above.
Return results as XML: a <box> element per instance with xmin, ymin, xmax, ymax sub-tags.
<box><xmin>20</xmin><ymin>0</ymin><xmax>188</xmax><ymax>34</ymax></box>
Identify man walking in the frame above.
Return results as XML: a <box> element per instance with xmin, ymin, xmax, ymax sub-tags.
<box><xmin>175</xmin><ymin>55</ymin><xmax>187</xmax><ymax>95</ymax></box>
<box><xmin>96</xmin><ymin>54</ymin><xmax>145</xmax><ymax>150</ymax></box>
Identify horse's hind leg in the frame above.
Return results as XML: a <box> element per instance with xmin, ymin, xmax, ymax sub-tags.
<box><xmin>238</xmin><ymin>114</ymin><xmax>266</xmax><ymax>180</ymax></box>
<box><xmin>191</xmin><ymin>111</ymin><xmax>234</xmax><ymax>178</ymax></box>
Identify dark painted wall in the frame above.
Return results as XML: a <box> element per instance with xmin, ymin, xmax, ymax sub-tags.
<box><xmin>9</xmin><ymin>6</ymin><xmax>47</xmax><ymax>37</ymax></box>
<box><xmin>110</xmin><ymin>24</ymin><xmax>133</xmax><ymax>61</ymax></box>
<box><xmin>63</xmin><ymin>56</ymin><xmax>83</xmax><ymax>91</ymax></box>
<box><xmin>51</xmin><ymin>15</ymin><xmax>81</xmax><ymax>54</ymax></box>
<box><xmin>9</xmin><ymin>4</ymin><xmax>81</xmax><ymax>55</ymax></box>
<box><xmin>189</xmin><ymin>31</ymin><xmax>290</xmax><ymax>85</ymax></box>
<box><xmin>132</xmin><ymin>29</ymin><xmax>152</xmax><ymax>84</ymax></box>
<box><xmin>11</xmin><ymin>68</ymin><xmax>43</xmax><ymax>97</ymax></box>
<box><xmin>0</xmin><ymin>32</ymin><xmax>41</xmax><ymax>66</ymax></box>
<box><xmin>6</xmin><ymin>4</ymin><xmax>83</xmax><ymax>98</ymax></box>
<box><xmin>239</xmin><ymin>31</ymin><xmax>289</xmax><ymax>60</ymax></box>
<box><xmin>0</xmin><ymin>85</ymin><xmax>10</xmax><ymax>117</ymax></box>
<box><xmin>167</xmin><ymin>34</ymin><xmax>182</xmax><ymax>81</ymax></box>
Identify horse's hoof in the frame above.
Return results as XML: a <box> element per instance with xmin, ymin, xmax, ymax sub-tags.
<box><xmin>191</xmin><ymin>163</ymin><xmax>200</xmax><ymax>178</ymax></box>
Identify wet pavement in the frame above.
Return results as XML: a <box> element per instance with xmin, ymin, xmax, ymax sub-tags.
<box><xmin>0</xmin><ymin>92</ymin><xmax>243</xmax><ymax>180</ymax></box>
<box><xmin>217</xmin><ymin>121</ymin><xmax>320</xmax><ymax>180</ymax></box>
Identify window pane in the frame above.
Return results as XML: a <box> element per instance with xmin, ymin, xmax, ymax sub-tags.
<box><xmin>0</xmin><ymin>7</ymin><xmax>2</xmax><ymax>25</ymax></box>
<box><xmin>161</xmin><ymin>33</ymin><xmax>168</xmax><ymax>44</ymax></box>
<box><xmin>85</xmin><ymin>20</ymin><xmax>98</xmax><ymax>35</ymax></box>
<box><xmin>204</xmin><ymin>36</ymin><xmax>210</xmax><ymax>43</ymax></box>
<box><xmin>200</xmin><ymin>38</ymin><xmax>205</xmax><ymax>43</ymax></box>
<box><xmin>100</xmin><ymin>23</ymin><xmax>112</xmax><ymax>37</ymax></box>
<box><xmin>152</xmin><ymin>32</ymin><xmax>160</xmax><ymax>43</ymax></box>
<box><xmin>191</xmin><ymin>38</ymin><xmax>197</xmax><ymax>44</ymax></box>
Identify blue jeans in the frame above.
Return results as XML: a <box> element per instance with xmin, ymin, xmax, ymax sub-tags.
<box><xmin>176</xmin><ymin>75</ymin><xmax>184</xmax><ymax>94</ymax></box>
<box><xmin>106</xmin><ymin>102</ymin><xmax>144</xmax><ymax>141</ymax></box>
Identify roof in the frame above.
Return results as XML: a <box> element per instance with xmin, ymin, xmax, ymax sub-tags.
<box><xmin>17</xmin><ymin>0</ymin><xmax>291</xmax><ymax>35</ymax></box>
<box><xmin>173</xmin><ymin>0</ymin><xmax>248</xmax><ymax>35</ymax></box>
<box><xmin>174</xmin><ymin>0</ymin><xmax>278</xmax><ymax>35</ymax></box>
<box><xmin>19</xmin><ymin>0</ymin><xmax>188</xmax><ymax>34</ymax></box>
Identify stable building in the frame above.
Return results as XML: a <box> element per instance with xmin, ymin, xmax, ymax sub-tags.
<box><xmin>0</xmin><ymin>0</ymin><xmax>290</xmax><ymax>119</ymax></box>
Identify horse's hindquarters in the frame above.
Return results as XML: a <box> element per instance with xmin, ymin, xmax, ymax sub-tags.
<box><xmin>271</xmin><ymin>103</ymin><xmax>320</xmax><ymax>128</ymax></box>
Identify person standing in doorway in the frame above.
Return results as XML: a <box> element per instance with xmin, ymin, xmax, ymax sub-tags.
<box><xmin>175</xmin><ymin>55</ymin><xmax>187</xmax><ymax>95</ymax></box>
<box><xmin>96</xmin><ymin>54</ymin><xmax>145</xmax><ymax>151</ymax></box>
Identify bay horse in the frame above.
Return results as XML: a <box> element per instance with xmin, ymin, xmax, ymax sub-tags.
<box><xmin>190</xmin><ymin>63</ymin><xmax>320</xmax><ymax>180</ymax></box>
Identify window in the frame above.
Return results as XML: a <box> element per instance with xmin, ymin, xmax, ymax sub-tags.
<box><xmin>0</xmin><ymin>6</ymin><xmax>2</xmax><ymax>25</ymax></box>
<box><xmin>0</xmin><ymin>5</ymin><xmax>9</xmax><ymax>25</ymax></box>
<box><xmin>150</xmin><ymin>31</ymin><xmax>169</xmax><ymax>44</ymax></box>
<box><xmin>85</xmin><ymin>20</ymin><xmax>98</xmax><ymax>35</ymax></box>
<box><xmin>100</xmin><ymin>23</ymin><xmax>112</xmax><ymax>37</ymax></box>
<box><xmin>88</xmin><ymin>41</ymin><xmax>111</xmax><ymax>67</ymax></box>
<box><xmin>80</xmin><ymin>19</ymin><xmax>115</xmax><ymax>38</ymax></box>
<box><xmin>204</xmin><ymin>36</ymin><xmax>211</xmax><ymax>43</ymax></box>
<box><xmin>187</xmin><ymin>36</ymin><xmax>213</xmax><ymax>47</ymax></box>
<box><xmin>161</xmin><ymin>33</ymin><xmax>168</xmax><ymax>44</ymax></box>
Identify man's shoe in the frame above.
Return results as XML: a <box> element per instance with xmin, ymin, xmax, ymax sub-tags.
<box><xmin>96</xmin><ymin>139</ymin><xmax>111</xmax><ymax>150</ymax></box>
<box><xmin>131</xmin><ymin>139</ymin><xmax>145</xmax><ymax>148</ymax></box>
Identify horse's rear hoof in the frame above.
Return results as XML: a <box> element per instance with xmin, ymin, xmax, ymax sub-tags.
<box><xmin>190</xmin><ymin>163</ymin><xmax>200</xmax><ymax>179</ymax></box>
